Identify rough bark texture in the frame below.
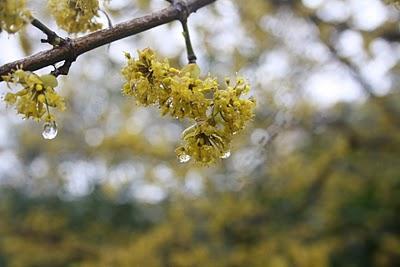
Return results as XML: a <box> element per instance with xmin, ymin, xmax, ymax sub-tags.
<box><xmin>0</xmin><ymin>0</ymin><xmax>216</xmax><ymax>81</ymax></box>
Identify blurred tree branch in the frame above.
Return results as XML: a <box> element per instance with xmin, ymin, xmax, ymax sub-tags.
<box><xmin>308</xmin><ymin>16</ymin><xmax>384</xmax><ymax>98</ymax></box>
<box><xmin>307</xmin><ymin>16</ymin><xmax>400</xmax><ymax>126</ymax></box>
<box><xmin>0</xmin><ymin>0</ymin><xmax>216</xmax><ymax>81</ymax></box>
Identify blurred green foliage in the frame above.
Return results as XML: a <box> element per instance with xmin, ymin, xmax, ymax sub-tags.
<box><xmin>1</xmin><ymin>94</ymin><xmax>400</xmax><ymax>266</ymax></box>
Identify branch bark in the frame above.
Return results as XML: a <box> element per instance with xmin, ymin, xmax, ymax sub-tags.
<box><xmin>0</xmin><ymin>0</ymin><xmax>216</xmax><ymax>81</ymax></box>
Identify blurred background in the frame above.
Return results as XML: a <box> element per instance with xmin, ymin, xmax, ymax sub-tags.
<box><xmin>0</xmin><ymin>0</ymin><xmax>400</xmax><ymax>266</ymax></box>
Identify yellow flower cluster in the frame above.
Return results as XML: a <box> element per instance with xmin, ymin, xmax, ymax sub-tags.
<box><xmin>2</xmin><ymin>70</ymin><xmax>65</xmax><ymax>123</ymax></box>
<box><xmin>0</xmin><ymin>0</ymin><xmax>31</xmax><ymax>33</ymax></box>
<box><xmin>213</xmin><ymin>79</ymin><xmax>255</xmax><ymax>133</ymax></box>
<box><xmin>176</xmin><ymin>121</ymin><xmax>229</xmax><ymax>164</ymax></box>
<box><xmin>122</xmin><ymin>49</ymin><xmax>256</xmax><ymax>164</ymax></box>
<box><xmin>48</xmin><ymin>0</ymin><xmax>102</xmax><ymax>33</ymax></box>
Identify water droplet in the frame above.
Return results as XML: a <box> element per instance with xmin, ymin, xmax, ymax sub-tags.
<box><xmin>165</xmin><ymin>97</ymin><xmax>173</xmax><ymax>107</ymax></box>
<box><xmin>179</xmin><ymin>153</ymin><xmax>191</xmax><ymax>163</ymax></box>
<box><xmin>42</xmin><ymin>121</ymin><xmax>58</xmax><ymax>140</ymax></box>
<box><xmin>220</xmin><ymin>150</ymin><xmax>231</xmax><ymax>159</ymax></box>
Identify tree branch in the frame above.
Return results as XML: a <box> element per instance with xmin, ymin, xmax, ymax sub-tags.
<box><xmin>0</xmin><ymin>0</ymin><xmax>216</xmax><ymax>81</ymax></box>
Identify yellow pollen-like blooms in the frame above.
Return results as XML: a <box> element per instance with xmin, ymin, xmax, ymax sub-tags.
<box><xmin>48</xmin><ymin>0</ymin><xmax>102</xmax><ymax>33</ymax></box>
<box><xmin>122</xmin><ymin>48</ymin><xmax>256</xmax><ymax>165</ymax></box>
<box><xmin>2</xmin><ymin>70</ymin><xmax>65</xmax><ymax>123</ymax></box>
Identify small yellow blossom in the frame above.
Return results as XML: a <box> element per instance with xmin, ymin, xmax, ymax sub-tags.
<box><xmin>176</xmin><ymin>121</ymin><xmax>231</xmax><ymax>164</ymax></box>
<box><xmin>2</xmin><ymin>70</ymin><xmax>65</xmax><ymax>123</ymax></box>
<box><xmin>214</xmin><ymin>78</ymin><xmax>256</xmax><ymax>133</ymax></box>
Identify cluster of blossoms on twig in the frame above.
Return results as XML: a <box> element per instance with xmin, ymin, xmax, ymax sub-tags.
<box><xmin>122</xmin><ymin>48</ymin><xmax>256</xmax><ymax>164</ymax></box>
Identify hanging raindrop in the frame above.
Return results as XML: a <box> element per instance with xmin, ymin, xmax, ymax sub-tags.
<box><xmin>166</xmin><ymin>97</ymin><xmax>173</xmax><ymax>108</ymax></box>
<box><xmin>179</xmin><ymin>153</ymin><xmax>191</xmax><ymax>163</ymax></box>
<box><xmin>9</xmin><ymin>25</ymin><xmax>17</xmax><ymax>32</ymax></box>
<box><xmin>42</xmin><ymin>121</ymin><xmax>58</xmax><ymax>140</ymax></box>
<box><xmin>220</xmin><ymin>150</ymin><xmax>231</xmax><ymax>159</ymax></box>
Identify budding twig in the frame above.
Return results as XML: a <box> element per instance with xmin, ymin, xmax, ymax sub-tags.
<box><xmin>51</xmin><ymin>38</ymin><xmax>77</xmax><ymax>77</ymax></box>
<box><xmin>31</xmin><ymin>17</ymin><xmax>64</xmax><ymax>47</ymax></box>
<box><xmin>30</xmin><ymin>18</ymin><xmax>77</xmax><ymax>77</ymax></box>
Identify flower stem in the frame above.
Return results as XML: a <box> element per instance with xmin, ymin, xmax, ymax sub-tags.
<box><xmin>181</xmin><ymin>19</ymin><xmax>197</xmax><ymax>64</ymax></box>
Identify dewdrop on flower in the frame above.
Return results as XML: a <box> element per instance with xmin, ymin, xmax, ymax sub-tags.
<box><xmin>2</xmin><ymin>70</ymin><xmax>65</xmax><ymax>137</ymax></box>
<box><xmin>220</xmin><ymin>150</ymin><xmax>231</xmax><ymax>159</ymax></box>
<box><xmin>178</xmin><ymin>153</ymin><xmax>191</xmax><ymax>163</ymax></box>
<box><xmin>42</xmin><ymin>121</ymin><xmax>58</xmax><ymax>140</ymax></box>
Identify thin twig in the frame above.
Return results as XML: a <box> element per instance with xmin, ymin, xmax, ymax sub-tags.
<box><xmin>31</xmin><ymin>17</ymin><xmax>64</xmax><ymax>46</ymax></box>
<box><xmin>168</xmin><ymin>0</ymin><xmax>197</xmax><ymax>64</ymax></box>
<box><xmin>180</xmin><ymin>19</ymin><xmax>197</xmax><ymax>64</ymax></box>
